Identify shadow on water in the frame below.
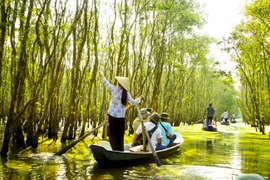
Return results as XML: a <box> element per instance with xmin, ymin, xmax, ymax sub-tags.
<box><xmin>0</xmin><ymin>122</ymin><xmax>269</xmax><ymax>180</ymax></box>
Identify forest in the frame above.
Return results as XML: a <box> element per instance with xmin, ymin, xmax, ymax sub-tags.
<box><xmin>0</xmin><ymin>0</ymin><xmax>269</xmax><ymax>157</ymax></box>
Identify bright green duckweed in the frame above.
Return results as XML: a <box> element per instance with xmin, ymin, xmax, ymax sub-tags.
<box><xmin>0</xmin><ymin>121</ymin><xmax>269</xmax><ymax>179</ymax></box>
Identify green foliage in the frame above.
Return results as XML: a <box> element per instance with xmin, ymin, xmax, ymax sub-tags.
<box><xmin>224</xmin><ymin>0</ymin><xmax>270</xmax><ymax>133</ymax></box>
<box><xmin>0</xmin><ymin>0</ymin><xmax>241</xmax><ymax>156</ymax></box>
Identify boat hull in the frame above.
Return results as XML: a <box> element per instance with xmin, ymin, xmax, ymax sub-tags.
<box><xmin>90</xmin><ymin>143</ymin><xmax>181</xmax><ymax>168</ymax></box>
<box><xmin>221</xmin><ymin>122</ymin><xmax>230</xmax><ymax>125</ymax></box>
<box><xmin>202</xmin><ymin>126</ymin><xmax>217</xmax><ymax>131</ymax></box>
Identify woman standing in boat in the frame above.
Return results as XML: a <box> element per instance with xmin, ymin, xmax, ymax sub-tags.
<box><xmin>99</xmin><ymin>72</ymin><xmax>144</xmax><ymax>151</ymax></box>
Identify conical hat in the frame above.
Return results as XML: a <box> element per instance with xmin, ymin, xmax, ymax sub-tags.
<box><xmin>115</xmin><ymin>76</ymin><xmax>130</xmax><ymax>91</ymax></box>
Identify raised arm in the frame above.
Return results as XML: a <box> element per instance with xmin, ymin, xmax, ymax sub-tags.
<box><xmin>99</xmin><ymin>71</ymin><xmax>114</xmax><ymax>90</ymax></box>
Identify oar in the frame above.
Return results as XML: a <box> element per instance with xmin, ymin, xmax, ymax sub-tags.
<box><xmin>135</xmin><ymin>104</ymin><xmax>162</xmax><ymax>167</ymax></box>
<box><xmin>55</xmin><ymin>122</ymin><xmax>106</xmax><ymax>155</ymax></box>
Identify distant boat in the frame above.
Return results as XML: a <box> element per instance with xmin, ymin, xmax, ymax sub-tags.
<box><xmin>221</xmin><ymin>118</ymin><xmax>230</xmax><ymax>125</ymax></box>
<box><xmin>202</xmin><ymin>119</ymin><xmax>217</xmax><ymax>131</ymax></box>
<box><xmin>202</xmin><ymin>125</ymin><xmax>217</xmax><ymax>131</ymax></box>
<box><xmin>90</xmin><ymin>132</ymin><xmax>184</xmax><ymax>168</ymax></box>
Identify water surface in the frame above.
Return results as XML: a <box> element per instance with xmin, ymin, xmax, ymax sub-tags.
<box><xmin>0</xmin><ymin>121</ymin><xmax>269</xmax><ymax>180</ymax></box>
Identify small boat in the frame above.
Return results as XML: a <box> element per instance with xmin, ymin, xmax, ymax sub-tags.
<box><xmin>90</xmin><ymin>132</ymin><xmax>184</xmax><ymax>168</ymax></box>
<box><xmin>202</xmin><ymin>125</ymin><xmax>217</xmax><ymax>131</ymax></box>
<box><xmin>202</xmin><ymin>119</ymin><xmax>217</xmax><ymax>131</ymax></box>
<box><xmin>221</xmin><ymin>119</ymin><xmax>230</xmax><ymax>125</ymax></box>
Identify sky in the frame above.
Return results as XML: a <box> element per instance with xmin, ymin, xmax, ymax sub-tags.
<box><xmin>198</xmin><ymin>0</ymin><xmax>248</xmax><ymax>40</ymax></box>
<box><xmin>196</xmin><ymin>0</ymin><xmax>249</xmax><ymax>70</ymax></box>
<box><xmin>196</xmin><ymin>0</ymin><xmax>250</xmax><ymax>88</ymax></box>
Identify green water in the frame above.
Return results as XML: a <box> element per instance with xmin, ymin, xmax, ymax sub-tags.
<box><xmin>0</xmin><ymin>121</ymin><xmax>269</xmax><ymax>180</ymax></box>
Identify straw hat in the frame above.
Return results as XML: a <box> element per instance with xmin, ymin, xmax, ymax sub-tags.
<box><xmin>161</xmin><ymin>112</ymin><xmax>170</xmax><ymax>121</ymax></box>
<box><xmin>150</xmin><ymin>113</ymin><xmax>161</xmax><ymax>125</ymax></box>
<box><xmin>140</xmin><ymin>108</ymin><xmax>151</xmax><ymax>119</ymax></box>
<box><xmin>115</xmin><ymin>76</ymin><xmax>130</xmax><ymax>91</ymax></box>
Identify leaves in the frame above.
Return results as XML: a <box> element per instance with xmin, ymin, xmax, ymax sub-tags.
<box><xmin>0</xmin><ymin>0</ymin><xmax>241</xmax><ymax>156</ymax></box>
<box><xmin>225</xmin><ymin>0</ymin><xmax>270</xmax><ymax>134</ymax></box>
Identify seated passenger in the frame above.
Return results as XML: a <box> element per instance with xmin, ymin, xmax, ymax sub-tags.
<box><xmin>203</xmin><ymin>119</ymin><xmax>208</xmax><ymax>128</ymax></box>
<box><xmin>209</xmin><ymin>119</ymin><xmax>215</xmax><ymax>126</ymax></box>
<box><xmin>221</xmin><ymin>110</ymin><xmax>229</xmax><ymax>123</ymax></box>
<box><xmin>158</xmin><ymin>112</ymin><xmax>176</xmax><ymax>148</ymax></box>
<box><xmin>231</xmin><ymin>113</ymin><xmax>236</xmax><ymax>123</ymax></box>
<box><xmin>132</xmin><ymin>113</ymin><xmax>166</xmax><ymax>151</ymax></box>
<box><xmin>132</xmin><ymin>108</ymin><xmax>151</xmax><ymax>132</ymax></box>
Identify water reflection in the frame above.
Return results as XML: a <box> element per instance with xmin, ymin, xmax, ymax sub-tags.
<box><xmin>0</xmin><ymin>150</ymin><xmax>268</xmax><ymax>180</ymax></box>
<box><xmin>228</xmin><ymin>132</ymin><xmax>241</xmax><ymax>170</ymax></box>
<box><xmin>206</xmin><ymin>139</ymin><xmax>214</xmax><ymax>152</ymax></box>
<box><xmin>195</xmin><ymin>138</ymin><xmax>215</xmax><ymax>153</ymax></box>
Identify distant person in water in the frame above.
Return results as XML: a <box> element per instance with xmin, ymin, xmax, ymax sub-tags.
<box><xmin>206</xmin><ymin>103</ymin><xmax>215</xmax><ymax>126</ymax></box>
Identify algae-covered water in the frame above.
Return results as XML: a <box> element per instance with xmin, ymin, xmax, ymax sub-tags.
<box><xmin>0</xmin><ymin>120</ymin><xmax>269</xmax><ymax>180</ymax></box>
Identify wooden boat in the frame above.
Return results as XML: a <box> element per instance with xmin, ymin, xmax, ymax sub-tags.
<box><xmin>202</xmin><ymin>125</ymin><xmax>217</xmax><ymax>131</ymax></box>
<box><xmin>221</xmin><ymin>121</ymin><xmax>230</xmax><ymax>125</ymax></box>
<box><xmin>202</xmin><ymin>119</ymin><xmax>217</xmax><ymax>131</ymax></box>
<box><xmin>90</xmin><ymin>133</ymin><xmax>184</xmax><ymax>168</ymax></box>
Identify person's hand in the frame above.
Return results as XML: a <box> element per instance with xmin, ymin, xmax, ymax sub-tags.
<box><xmin>125</xmin><ymin>104</ymin><xmax>131</xmax><ymax>111</ymax></box>
<box><xmin>140</xmin><ymin>95</ymin><xmax>145</xmax><ymax>101</ymax></box>
<box><xmin>99</xmin><ymin>71</ymin><xmax>103</xmax><ymax>78</ymax></box>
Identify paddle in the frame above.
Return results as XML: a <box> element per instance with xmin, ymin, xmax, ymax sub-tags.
<box><xmin>135</xmin><ymin>104</ymin><xmax>162</xmax><ymax>167</ymax></box>
<box><xmin>55</xmin><ymin>122</ymin><xmax>106</xmax><ymax>155</ymax></box>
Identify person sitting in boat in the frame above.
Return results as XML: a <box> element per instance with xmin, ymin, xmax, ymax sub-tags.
<box><xmin>221</xmin><ymin>109</ymin><xmax>229</xmax><ymax>124</ymax></box>
<box><xmin>132</xmin><ymin>108</ymin><xmax>151</xmax><ymax>133</ymax></box>
<box><xmin>221</xmin><ymin>118</ymin><xmax>225</xmax><ymax>124</ymax></box>
<box><xmin>132</xmin><ymin>113</ymin><xmax>167</xmax><ymax>151</ymax></box>
<box><xmin>203</xmin><ymin>119</ymin><xmax>207</xmax><ymax>128</ymax></box>
<box><xmin>158</xmin><ymin>112</ymin><xmax>176</xmax><ymax>148</ymax></box>
<box><xmin>230</xmin><ymin>112</ymin><xmax>236</xmax><ymax>123</ymax></box>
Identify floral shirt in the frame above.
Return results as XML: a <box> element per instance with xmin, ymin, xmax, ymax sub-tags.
<box><xmin>101</xmin><ymin>75</ymin><xmax>141</xmax><ymax>118</ymax></box>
